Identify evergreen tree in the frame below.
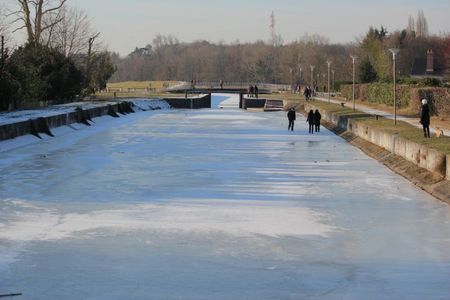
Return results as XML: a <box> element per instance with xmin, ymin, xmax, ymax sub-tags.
<box><xmin>359</xmin><ymin>57</ymin><xmax>377</xmax><ymax>83</ymax></box>
<box><xmin>7</xmin><ymin>44</ymin><xmax>83</xmax><ymax>107</ymax></box>
<box><xmin>360</xmin><ymin>27</ymin><xmax>390</xmax><ymax>81</ymax></box>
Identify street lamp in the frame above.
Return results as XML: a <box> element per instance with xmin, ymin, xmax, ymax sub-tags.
<box><xmin>288</xmin><ymin>67</ymin><xmax>293</xmax><ymax>91</ymax></box>
<box><xmin>317</xmin><ymin>74</ymin><xmax>320</xmax><ymax>92</ymax></box>
<box><xmin>310</xmin><ymin>65</ymin><xmax>314</xmax><ymax>87</ymax></box>
<box><xmin>331</xmin><ymin>70</ymin><xmax>335</xmax><ymax>93</ymax></box>
<box><xmin>389</xmin><ymin>48</ymin><xmax>400</xmax><ymax>125</ymax></box>
<box><xmin>298</xmin><ymin>66</ymin><xmax>303</xmax><ymax>85</ymax></box>
<box><xmin>350</xmin><ymin>55</ymin><xmax>357</xmax><ymax>111</ymax></box>
<box><xmin>326</xmin><ymin>60</ymin><xmax>331</xmax><ymax>103</ymax></box>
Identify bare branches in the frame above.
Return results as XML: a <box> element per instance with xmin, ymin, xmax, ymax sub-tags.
<box><xmin>42</xmin><ymin>0</ymin><xmax>66</xmax><ymax>15</ymax></box>
<box><xmin>9</xmin><ymin>0</ymin><xmax>68</xmax><ymax>44</ymax></box>
<box><xmin>41</xmin><ymin>6</ymin><xmax>94</xmax><ymax>57</ymax></box>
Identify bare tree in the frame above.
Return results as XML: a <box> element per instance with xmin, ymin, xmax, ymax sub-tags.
<box><xmin>407</xmin><ymin>16</ymin><xmax>415</xmax><ymax>34</ymax></box>
<box><xmin>0</xmin><ymin>6</ymin><xmax>10</xmax><ymax>39</ymax></box>
<box><xmin>416</xmin><ymin>10</ymin><xmax>429</xmax><ymax>38</ymax></box>
<box><xmin>42</xmin><ymin>6</ymin><xmax>91</xmax><ymax>57</ymax></box>
<box><xmin>9</xmin><ymin>0</ymin><xmax>67</xmax><ymax>45</ymax></box>
<box><xmin>85</xmin><ymin>31</ymin><xmax>100</xmax><ymax>91</ymax></box>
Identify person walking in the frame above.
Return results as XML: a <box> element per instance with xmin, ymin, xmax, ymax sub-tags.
<box><xmin>254</xmin><ymin>85</ymin><xmax>259</xmax><ymax>98</ymax></box>
<box><xmin>314</xmin><ymin>109</ymin><xmax>322</xmax><ymax>132</ymax></box>
<box><xmin>248</xmin><ymin>85</ymin><xmax>254</xmax><ymax>97</ymax></box>
<box><xmin>287</xmin><ymin>108</ymin><xmax>296</xmax><ymax>131</ymax></box>
<box><xmin>303</xmin><ymin>87</ymin><xmax>310</xmax><ymax>101</ymax></box>
<box><xmin>306</xmin><ymin>110</ymin><xmax>315</xmax><ymax>134</ymax></box>
<box><xmin>420</xmin><ymin>98</ymin><xmax>431</xmax><ymax>138</ymax></box>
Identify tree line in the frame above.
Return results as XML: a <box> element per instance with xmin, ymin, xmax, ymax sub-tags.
<box><xmin>0</xmin><ymin>0</ymin><xmax>115</xmax><ymax>111</ymax></box>
<box><xmin>111</xmin><ymin>10</ymin><xmax>449</xmax><ymax>88</ymax></box>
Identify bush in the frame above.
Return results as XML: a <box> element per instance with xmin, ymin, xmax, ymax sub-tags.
<box><xmin>341</xmin><ymin>83</ymin><xmax>410</xmax><ymax>107</ymax></box>
<box><xmin>418</xmin><ymin>77</ymin><xmax>442</xmax><ymax>87</ymax></box>
<box><xmin>412</xmin><ymin>87</ymin><xmax>450</xmax><ymax>117</ymax></box>
<box><xmin>340</xmin><ymin>83</ymin><xmax>450</xmax><ymax>117</ymax></box>
<box><xmin>365</xmin><ymin>83</ymin><xmax>410</xmax><ymax>107</ymax></box>
<box><xmin>7</xmin><ymin>44</ymin><xmax>83</xmax><ymax>108</ymax></box>
<box><xmin>334</xmin><ymin>81</ymin><xmax>352</xmax><ymax>93</ymax></box>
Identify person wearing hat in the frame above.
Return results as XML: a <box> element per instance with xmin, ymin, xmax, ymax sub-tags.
<box><xmin>287</xmin><ymin>107</ymin><xmax>296</xmax><ymax>131</ymax></box>
<box><xmin>420</xmin><ymin>99</ymin><xmax>431</xmax><ymax>138</ymax></box>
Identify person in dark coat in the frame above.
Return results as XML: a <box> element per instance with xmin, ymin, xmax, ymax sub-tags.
<box><xmin>254</xmin><ymin>85</ymin><xmax>259</xmax><ymax>98</ymax></box>
<box><xmin>420</xmin><ymin>98</ymin><xmax>431</xmax><ymax>138</ymax></box>
<box><xmin>287</xmin><ymin>108</ymin><xmax>296</xmax><ymax>131</ymax></box>
<box><xmin>248</xmin><ymin>85</ymin><xmax>254</xmax><ymax>97</ymax></box>
<box><xmin>303</xmin><ymin>87</ymin><xmax>310</xmax><ymax>101</ymax></box>
<box><xmin>306</xmin><ymin>110</ymin><xmax>315</xmax><ymax>134</ymax></box>
<box><xmin>314</xmin><ymin>109</ymin><xmax>321</xmax><ymax>132</ymax></box>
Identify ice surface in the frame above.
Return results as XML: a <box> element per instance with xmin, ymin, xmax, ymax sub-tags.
<box><xmin>212</xmin><ymin>93</ymin><xmax>240</xmax><ymax>108</ymax></box>
<box><xmin>1</xmin><ymin>94</ymin><xmax>450</xmax><ymax>299</ymax></box>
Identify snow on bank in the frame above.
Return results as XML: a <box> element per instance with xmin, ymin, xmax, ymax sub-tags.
<box><xmin>0</xmin><ymin>102</ymin><xmax>115</xmax><ymax>126</ymax></box>
<box><xmin>0</xmin><ymin>99</ymin><xmax>170</xmax><ymax>127</ymax></box>
<box><xmin>130</xmin><ymin>99</ymin><xmax>171</xmax><ymax>111</ymax></box>
<box><xmin>0</xmin><ymin>99</ymin><xmax>170</xmax><ymax>154</ymax></box>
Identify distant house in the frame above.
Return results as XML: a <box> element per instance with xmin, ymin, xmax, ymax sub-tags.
<box><xmin>132</xmin><ymin>47</ymin><xmax>150</xmax><ymax>56</ymax></box>
<box><xmin>411</xmin><ymin>49</ymin><xmax>445</xmax><ymax>79</ymax></box>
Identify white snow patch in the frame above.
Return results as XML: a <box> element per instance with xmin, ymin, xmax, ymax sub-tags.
<box><xmin>0</xmin><ymin>102</ymin><xmax>117</xmax><ymax>126</ymax></box>
<box><xmin>130</xmin><ymin>99</ymin><xmax>171</xmax><ymax>111</ymax></box>
<box><xmin>0</xmin><ymin>200</ymin><xmax>338</xmax><ymax>242</ymax></box>
<box><xmin>189</xmin><ymin>113</ymin><xmax>265</xmax><ymax>121</ymax></box>
<box><xmin>213</xmin><ymin>93</ymin><xmax>240</xmax><ymax>109</ymax></box>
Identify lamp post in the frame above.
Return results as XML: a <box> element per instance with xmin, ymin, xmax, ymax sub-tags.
<box><xmin>389</xmin><ymin>48</ymin><xmax>400</xmax><ymax>125</ymax></box>
<box><xmin>298</xmin><ymin>66</ymin><xmax>303</xmax><ymax>85</ymax></box>
<box><xmin>350</xmin><ymin>55</ymin><xmax>357</xmax><ymax>112</ymax></box>
<box><xmin>310</xmin><ymin>65</ymin><xmax>314</xmax><ymax>87</ymax></box>
<box><xmin>331</xmin><ymin>70</ymin><xmax>335</xmax><ymax>93</ymax></box>
<box><xmin>288</xmin><ymin>67</ymin><xmax>293</xmax><ymax>91</ymax></box>
<box><xmin>326</xmin><ymin>60</ymin><xmax>331</xmax><ymax>103</ymax></box>
<box><xmin>317</xmin><ymin>74</ymin><xmax>320</xmax><ymax>92</ymax></box>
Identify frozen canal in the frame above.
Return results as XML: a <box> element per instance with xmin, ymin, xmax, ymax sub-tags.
<box><xmin>1</xmin><ymin>94</ymin><xmax>450</xmax><ymax>299</ymax></box>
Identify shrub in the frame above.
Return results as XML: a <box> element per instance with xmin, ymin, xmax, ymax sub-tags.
<box><xmin>418</xmin><ymin>77</ymin><xmax>442</xmax><ymax>87</ymax></box>
<box><xmin>7</xmin><ymin>44</ymin><xmax>83</xmax><ymax>108</ymax></box>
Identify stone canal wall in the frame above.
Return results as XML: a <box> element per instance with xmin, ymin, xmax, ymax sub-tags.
<box><xmin>0</xmin><ymin>103</ymin><xmax>127</xmax><ymax>141</ymax></box>
<box><xmin>304</xmin><ymin>103</ymin><xmax>449</xmax><ymax>181</ymax></box>
<box><xmin>0</xmin><ymin>95</ymin><xmax>211</xmax><ymax>142</ymax></box>
<box><xmin>164</xmin><ymin>94</ymin><xmax>211</xmax><ymax>109</ymax></box>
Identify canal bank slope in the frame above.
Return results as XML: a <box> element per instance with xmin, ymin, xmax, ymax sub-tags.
<box><xmin>302</xmin><ymin>101</ymin><xmax>450</xmax><ymax>204</ymax></box>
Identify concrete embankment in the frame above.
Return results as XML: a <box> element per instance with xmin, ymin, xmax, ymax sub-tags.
<box><xmin>0</xmin><ymin>94</ymin><xmax>212</xmax><ymax>142</ymax></box>
<box><xmin>163</xmin><ymin>94</ymin><xmax>211</xmax><ymax>109</ymax></box>
<box><xmin>303</xmin><ymin>103</ymin><xmax>450</xmax><ymax>204</ymax></box>
<box><xmin>0</xmin><ymin>102</ymin><xmax>135</xmax><ymax>141</ymax></box>
<box><xmin>240</xmin><ymin>96</ymin><xmax>284</xmax><ymax>111</ymax></box>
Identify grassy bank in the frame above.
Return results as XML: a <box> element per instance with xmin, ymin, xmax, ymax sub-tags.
<box><xmin>95</xmin><ymin>92</ymin><xmax>198</xmax><ymax>100</ymax></box>
<box><xmin>309</xmin><ymin>100</ymin><xmax>450</xmax><ymax>154</ymax></box>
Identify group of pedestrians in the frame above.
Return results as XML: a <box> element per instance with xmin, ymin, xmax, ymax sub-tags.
<box><xmin>286</xmin><ymin>108</ymin><xmax>321</xmax><ymax>134</ymax></box>
<box><xmin>248</xmin><ymin>85</ymin><xmax>259</xmax><ymax>98</ymax></box>
<box><xmin>306</xmin><ymin>109</ymin><xmax>322</xmax><ymax>134</ymax></box>
<box><xmin>286</xmin><ymin>98</ymin><xmax>433</xmax><ymax>138</ymax></box>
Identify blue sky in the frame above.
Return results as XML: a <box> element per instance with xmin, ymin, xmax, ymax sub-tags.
<box><xmin>13</xmin><ymin>0</ymin><xmax>450</xmax><ymax>55</ymax></box>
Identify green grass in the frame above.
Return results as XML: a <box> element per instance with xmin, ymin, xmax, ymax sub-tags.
<box><xmin>96</xmin><ymin>92</ymin><xmax>198</xmax><ymax>100</ymax></box>
<box><xmin>309</xmin><ymin>100</ymin><xmax>450</xmax><ymax>154</ymax></box>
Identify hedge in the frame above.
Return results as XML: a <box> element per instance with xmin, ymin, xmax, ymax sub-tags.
<box><xmin>340</xmin><ymin>84</ymin><xmax>450</xmax><ymax>118</ymax></box>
